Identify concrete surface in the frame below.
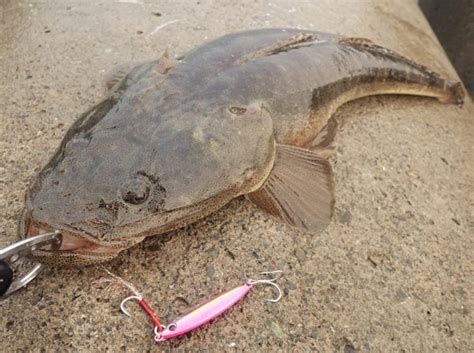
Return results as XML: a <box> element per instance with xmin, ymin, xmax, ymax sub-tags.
<box><xmin>0</xmin><ymin>0</ymin><xmax>473</xmax><ymax>352</ymax></box>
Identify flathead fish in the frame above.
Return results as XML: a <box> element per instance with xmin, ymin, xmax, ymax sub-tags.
<box><xmin>20</xmin><ymin>29</ymin><xmax>464</xmax><ymax>265</ymax></box>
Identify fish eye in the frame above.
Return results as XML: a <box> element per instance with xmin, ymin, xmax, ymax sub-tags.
<box><xmin>228</xmin><ymin>106</ymin><xmax>247</xmax><ymax>115</ymax></box>
<box><xmin>121</xmin><ymin>177</ymin><xmax>150</xmax><ymax>205</ymax></box>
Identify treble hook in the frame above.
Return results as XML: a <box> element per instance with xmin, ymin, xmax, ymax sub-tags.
<box><xmin>120</xmin><ymin>295</ymin><xmax>164</xmax><ymax>332</ymax></box>
<box><xmin>120</xmin><ymin>295</ymin><xmax>142</xmax><ymax>317</ymax></box>
<box><xmin>246</xmin><ymin>270</ymin><xmax>283</xmax><ymax>303</ymax></box>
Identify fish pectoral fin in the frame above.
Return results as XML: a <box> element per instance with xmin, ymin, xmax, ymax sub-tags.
<box><xmin>247</xmin><ymin>144</ymin><xmax>335</xmax><ymax>232</ymax></box>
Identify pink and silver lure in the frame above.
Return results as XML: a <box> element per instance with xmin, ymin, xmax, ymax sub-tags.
<box><xmin>120</xmin><ymin>271</ymin><xmax>283</xmax><ymax>343</ymax></box>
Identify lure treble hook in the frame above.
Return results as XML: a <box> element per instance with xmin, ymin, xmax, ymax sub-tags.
<box><xmin>120</xmin><ymin>295</ymin><xmax>143</xmax><ymax>317</ymax></box>
<box><xmin>120</xmin><ymin>295</ymin><xmax>164</xmax><ymax>332</ymax></box>
<box><xmin>246</xmin><ymin>270</ymin><xmax>284</xmax><ymax>303</ymax></box>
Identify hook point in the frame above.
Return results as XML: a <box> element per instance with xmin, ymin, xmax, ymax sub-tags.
<box><xmin>120</xmin><ymin>295</ymin><xmax>142</xmax><ymax>318</ymax></box>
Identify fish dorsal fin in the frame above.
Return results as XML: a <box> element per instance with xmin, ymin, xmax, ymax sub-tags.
<box><xmin>247</xmin><ymin>144</ymin><xmax>335</xmax><ymax>232</ymax></box>
<box><xmin>236</xmin><ymin>32</ymin><xmax>322</xmax><ymax>65</ymax></box>
<box><xmin>156</xmin><ymin>49</ymin><xmax>176</xmax><ymax>75</ymax></box>
<box><xmin>338</xmin><ymin>36</ymin><xmax>445</xmax><ymax>85</ymax></box>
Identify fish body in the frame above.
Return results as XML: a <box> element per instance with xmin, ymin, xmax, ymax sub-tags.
<box><xmin>21</xmin><ymin>29</ymin><xmax>464</xmax><ymax>265</ymax></box>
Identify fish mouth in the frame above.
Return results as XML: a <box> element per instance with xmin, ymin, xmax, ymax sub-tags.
<box><xmin>28</xmin><ymin>222</ymin><xmax>118</xmax><ymax>254</ymax></box>
<box><xmin>22</xmin><ymin>213</ymin><xmax>124</xmax><ymax>260</ymax></box>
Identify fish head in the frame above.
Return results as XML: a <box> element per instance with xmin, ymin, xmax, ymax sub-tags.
<box><xmin>20</xmin><ymin>97</ymin><xmax>275</xmax><ymax>266</ymax></box>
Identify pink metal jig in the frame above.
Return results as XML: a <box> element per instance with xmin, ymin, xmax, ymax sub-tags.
<box><xmin>119</xmin><ymin>270</ymin><xmax>283</xmax><ymax>342</ymax></box>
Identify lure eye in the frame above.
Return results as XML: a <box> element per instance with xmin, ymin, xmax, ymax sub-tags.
<box><xmin>121</xmin><ymin>177</ymin><xmax>150</xmax><ymax>205</ymax></box>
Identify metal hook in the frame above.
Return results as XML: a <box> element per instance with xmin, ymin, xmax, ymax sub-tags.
<box><xmin>246</xmin><ymin>270</ymin><xmax>283</xmax><ymax>303</ymax></box>
<box><xmin>120</xmin><ymin>295</ymin><xmax>142</xmax><ymax>317</ymax></box>
<box><xmin>259</xmin><ymin>270</ymin><xmax>284</xmax><ymax>282</ymax></box>
<box><xmin>120</xmin><ymin>294</ymin><xmax>165</xmax><ymax>332</ymax></box>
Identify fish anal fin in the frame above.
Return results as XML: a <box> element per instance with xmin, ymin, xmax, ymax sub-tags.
<box><xmin>247</xmin><ymin>144</ymin><xmax>335</xmax><ymax>232</ymax></box>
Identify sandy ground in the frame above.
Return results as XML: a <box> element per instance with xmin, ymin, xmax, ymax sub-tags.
<box><xmin>0</xmin><ymin>0</ymin><xmax>473</xmax><ymax>352</ymax></box>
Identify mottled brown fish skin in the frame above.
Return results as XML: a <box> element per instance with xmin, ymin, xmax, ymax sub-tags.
<box><xmin>20</xmin><ymin>29</ymin><xmax>464</xmax><ymax>266</ymax></box>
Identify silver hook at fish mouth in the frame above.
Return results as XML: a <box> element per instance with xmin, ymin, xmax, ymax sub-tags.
<box><xmin>246</xmin><ymin>270</ymin><xmax>283</xmax><ymax>303</ymax></box>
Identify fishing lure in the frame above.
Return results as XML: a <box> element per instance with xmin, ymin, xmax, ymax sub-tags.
<box><xmin>119</xmin><ymin>270</ymin><xmax>283</xmax><ymax>342</ymax></box>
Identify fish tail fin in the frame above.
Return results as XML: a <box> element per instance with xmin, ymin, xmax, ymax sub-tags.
<box><xmin>438</xmin><ymin>81</ymin><xmax>465</xmax><ymax>107</ymax></box>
